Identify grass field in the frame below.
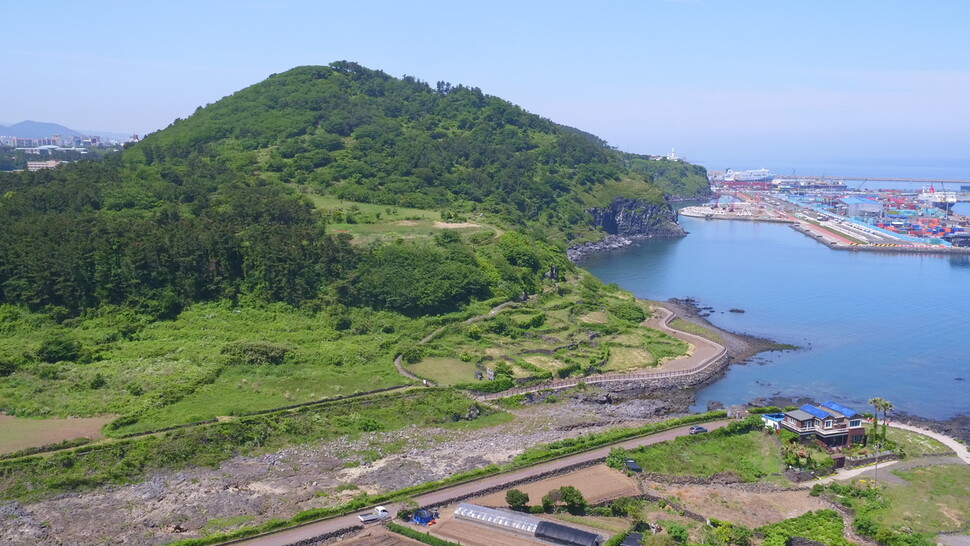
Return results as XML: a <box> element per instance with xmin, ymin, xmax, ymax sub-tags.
<box><xmin>0</xmin><ymin>302</ymin><xmax>435</xmax><ymax>435</ymax></box>
<box><xmin>299</xmin><ymin>193</ymin><xmax>497</xmax><ymax>244</ymax></box>
<box><xmin>885</xmin><ymin>427</ymin><xmax>954</xmax><ymax>458</ymax></box>
<box><xmin>408</xmin><ymin>357</ymin><xmax>479</xmax><ymax>386</ymax></box>
<box><xmin>627</xmin><ymin>430</ymin><xmax>784</xmax><ymax>482</ymax></box>
<box><xmin>874</xmin><ymin>464</ymin><xmax>970</xmax><ymax>533</ymax></box>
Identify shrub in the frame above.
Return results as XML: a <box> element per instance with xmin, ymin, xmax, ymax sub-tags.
<box><xmin>505</xmin><ymin>489</ymin><xmax>529</xmax><ymax>510</ymax></box>
<box><xmin>221</xmin><ymin>340</ymin><xmax>292</xmax><ymax>365</ymax></box>
<box><xmin>611</xmin><ymin>301</ymin><xmax>646</xmax><ymax>324</ymax></box>
<box><xmin>0</xmin><ymin>358</ymin><xmax>18</xmax><ymax>377</ymax></box>
<box><xmin>37</xmin><ymin>334</ymin><xmax>82</xmax><ymax>363</ymax></box>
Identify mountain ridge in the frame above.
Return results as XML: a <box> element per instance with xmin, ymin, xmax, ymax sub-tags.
<box><xmin>0</xmin><ymin>120</ymin><xmax>130</xmax><ymax>140</ymax></box>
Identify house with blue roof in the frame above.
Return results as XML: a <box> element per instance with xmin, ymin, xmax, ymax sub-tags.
<box><xmin>780</xmin><ymin>401</ymin><xmax>867</xmax><ymax>447</ymax></box>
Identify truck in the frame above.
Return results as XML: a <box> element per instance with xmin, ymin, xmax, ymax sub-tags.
<box><xmin>357</xmin><ymin>506</ymin><xmax>391</xmax><ymax>523</ymax></box>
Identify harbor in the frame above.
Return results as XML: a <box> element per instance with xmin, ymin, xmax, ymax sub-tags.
<box><xmin>682</xmin><ymin>169</ymin><xmax>970</xmax><ymax>253</ymax></box>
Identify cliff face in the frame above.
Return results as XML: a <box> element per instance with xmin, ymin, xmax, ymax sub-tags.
<box><xmin>567</xmin><ymin>197</ymin><xmax>686</xmax><ymax>261</ymax></box>
<box><xmin>588</xmin><ymin>196</ymin><xmax>686</xmax><ymax>238</ymax></box>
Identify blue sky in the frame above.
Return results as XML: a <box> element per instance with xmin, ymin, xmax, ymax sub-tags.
<box><xmin>5</xmin><ymin>1</ymin><xmax>969</xmax><ymax>171</ymax></box>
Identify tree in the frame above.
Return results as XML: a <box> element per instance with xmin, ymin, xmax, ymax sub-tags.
<box><xmin>867</xmin><ymin>397</ymin><xmax>886</xmax><ymax>443</ymax></box>
<box><xmin>879</xmin><ymin>399</ymin><xmax>894</xmax><ymax>442</ymax></box>
<box><xmin>505</xmin><ymin>489</ymin><xmax>529</xmax><ymax>511</ymax></box>
<box><xmin>558</xmin><ymin>485</ymin><xmax>588</xmax><ymax>515</ymax></box>
<box><xmin>37</xmin><ymin>334</ymin><xmax>82</xmax><ymax>363</ymax></box>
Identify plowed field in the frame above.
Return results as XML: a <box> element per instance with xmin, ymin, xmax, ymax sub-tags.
<box><xmin>432</xmin><ymin>520</ymin><xmax>543</xmax><ymax>546</ymax></box>
<box><xmin>471</xmin><ymin>464</ymin><xmax>638</xmax><ymax>507</ymax></box>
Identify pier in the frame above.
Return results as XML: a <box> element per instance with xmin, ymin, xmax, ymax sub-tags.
<box><xmin>802</xmin><ymin>175</ymin><xmax>970</xmax><ymax>184</ymax></box>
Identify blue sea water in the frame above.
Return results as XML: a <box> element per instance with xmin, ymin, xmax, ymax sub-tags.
<box><xmin>581</xmin><ymin>209</ymin><xmax>970</xmax><ymax>420</ymax></box>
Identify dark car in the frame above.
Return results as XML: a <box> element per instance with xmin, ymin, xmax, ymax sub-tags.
<box><xmin>688</xmin><ymin>425</ymin><xmax>708</xmax><ymax>435</ymax></box>
<box><xmin>623</xmin><ymin>458</ymin><xmax>642</xmax><ymax>473</ymax></box>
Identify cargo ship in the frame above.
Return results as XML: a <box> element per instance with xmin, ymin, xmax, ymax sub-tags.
<box><xmin>917</xmin><ymin>189</ymin><xmax>957</xmax><ymax>211</ymax></box>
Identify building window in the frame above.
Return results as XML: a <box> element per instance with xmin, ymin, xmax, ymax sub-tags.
<box><xmin>850</xmin><ymin>419</ymin><xmax>861</xmax><ymax>428</ymax></box>
<box><xmin>824</xmin><ymin>420</ymin><xmax>833</xmax><ymax>429</ymax></box>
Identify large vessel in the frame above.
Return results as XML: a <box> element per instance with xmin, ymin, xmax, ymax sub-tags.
<box><xmin>917</xmin><ymin>189</ymin><xmax>957</xmax><ymax>211</ymax></box>
<box><xmin>719</xmin><ymin>168</ymin><xmax>774</xmax><ymax>182</ymax></box>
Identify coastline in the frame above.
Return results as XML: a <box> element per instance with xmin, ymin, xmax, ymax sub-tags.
<box><xmin>661</xmin><ymin>298</ymin><xmax>970</xmax><ymax>444</ymax></box>
<box><xmin>567</xmin><ymin>232</ymin><xmax>686</xmax><ymax>262</ymax></box>
<box><xmin>661</xmin><ymin>297</ymin><xmax>791</xmax><ymax>365</ymax></box>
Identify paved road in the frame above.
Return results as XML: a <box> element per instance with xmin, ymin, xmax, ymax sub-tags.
<box><xmin>235</xmin><ymin>421</ymin><xmax>730</xmax><ymax>546</ymax></box>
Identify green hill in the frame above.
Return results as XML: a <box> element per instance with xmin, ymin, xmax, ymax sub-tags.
<box><xmin>0</xmin><ymin>61</ymin><xmax>708</xmax><ymax>318</ymax></box>
<box><xmin>0</xmin><ymin>61</ymin><xmax>711</xmax><ymax>509</ymax></box>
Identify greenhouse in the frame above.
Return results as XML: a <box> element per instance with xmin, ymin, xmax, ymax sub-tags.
<box><xmin>535</xmin><ymin>520</ymin><xmax>603</xmax><ymax>546</ymax></box>
<box><xmin>453</xmin><ymin>503</ymin><xmax>539</xmax><ymax>536</ymax></box>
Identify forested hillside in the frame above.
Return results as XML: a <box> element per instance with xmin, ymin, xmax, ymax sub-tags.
<box><xmin>0</xmin><ymin>61</ymin><xmax>707</xmax><ymax>319</ymax></box>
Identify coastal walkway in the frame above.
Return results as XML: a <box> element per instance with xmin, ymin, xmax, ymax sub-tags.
<box><xmin>813</xmin><ymin>422</ymin><xmax>970</xmax><ymax>486</ymax></box>
<box><xmin>475</xmin><ymin>304</ymin><xmax>727</xmax><ymax>401</ymax></box>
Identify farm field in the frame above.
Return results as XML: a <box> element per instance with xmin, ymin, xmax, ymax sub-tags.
<box><xmin>0</xmin><ymin>414</ymin><xmax>113</xmax><ymax>454</ymax></box>
<box><xmin>339</xmin><ymin>527</ymin><xmax>425</xmax><ymax>545</ymax></box>
<box><xmin>873</xmin><ymin>463</ymin><xmax>970</xmax><ymax>534</ymax></box>
<box><xmin>470</xmin><ymin>464</ymin><xmax>639</xmax><ymax>507</ymax></box>
<box><xmin>623</xmin><ymin>429</ymin><xmax>784</xmax><ymax>481</ymax></box>
<box><xmin>432</xmin><ymin>518</ymin><xmax>542</xmax><ymax>546</ymax></box>
<box><xmin>405</xmin><ymin>279</ymin><xmax>688</xmax><ymax>387</ymax></box>
<box><xmin>647</xmin><ymin>481</ymin><xmax>830</xmax><ymax>528</ymax></box>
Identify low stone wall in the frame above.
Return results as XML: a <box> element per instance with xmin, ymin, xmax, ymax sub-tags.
<box><xmin>844</xmin><ymin>451</ymin><xmax>897</xmax><ymax>470</ymax></box>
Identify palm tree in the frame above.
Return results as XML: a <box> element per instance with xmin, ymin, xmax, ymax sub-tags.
<box><xmin>880</xmin><ymin>399</ymin><xmax>894</xmax><ymax>442</ymax></box>
<box><xmin>868</xmin><ymin>397</ymin><xmax>885</xmax><ymax>443</ymax></box>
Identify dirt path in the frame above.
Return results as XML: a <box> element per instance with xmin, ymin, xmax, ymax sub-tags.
<box><xmin>234</xmin><ymin>421</ymin><xmax>730</xmax><ymax>546</ymax></box>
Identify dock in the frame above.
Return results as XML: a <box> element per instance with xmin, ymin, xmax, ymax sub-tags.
<box><xmin>681</xmin><ymin>194</ymin><xmax>970</xmax><ymax>255</ymax></box>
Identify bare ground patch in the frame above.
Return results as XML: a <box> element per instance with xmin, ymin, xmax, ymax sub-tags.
<box><xmin>433</xmin><ymin>221</ymin><xmax>481</xmax><ymax>229</ymax></box>
<box><xmin>0</xmin><ymin>414</ymin><xmax>114</xmax><ymax>454</ymax></box>
<box><xmin>647</xmin><ymin>481</ymin><xmax>829</xmax><ymax>528</ymax></box>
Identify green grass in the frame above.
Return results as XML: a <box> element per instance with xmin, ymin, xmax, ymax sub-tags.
<box><xmin>757</xmin><ymin>510</ymin><xmax>851</xmax><ymax>546</ymax></box>
<box><xmin>885</xmin><ymin>427</ymin><xmax>954</xmax><ymax>458</ymax></box>
<box><xmin>873</xmin><ymin>464</ymin><xmax>970</xmax><ymax>533</ymax></box>
<box><xmin>300</xmin><ymin>194</ymin><xmax>441</xmax><ymax>220</ymax></box>
<box><xmin>0</xmin><ymin>302</ymin><xmax>434</xmax><ymax>432</ymax></box>
<box><xmin>299</xmin><ymin>193</ymin><xmax>496</xmax><ymax>243</ymax></box>
<box><xmin>200</xmin><ymin>515</ymin><xmax>256</xmax><ymax>534</ymax></box>
<box><xmin>627</xmin><ymin>430</ymin><xmax>784</xmax><ymax>482</ymax></box>
<box><xmin>667</xmin><ymin>318</ymin><xmax>724</xmax><ymax>344</ymax></box>
<box><xmin>421</xmin><ymin>280</ymin><xmax>690</xmax><ymax>383</ymax></box>
<box><xmin>408</xmin><ymin>357</ymin><xmax>480</xmax><ymax>386</ymax></box>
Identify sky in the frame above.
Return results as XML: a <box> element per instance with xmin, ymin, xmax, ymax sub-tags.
<box><xmin>5</xmin><ymin>0</ymin><xmax>969</xmax><ymax>173</ymax></box>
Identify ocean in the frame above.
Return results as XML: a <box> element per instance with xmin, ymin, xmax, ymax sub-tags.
<box><xmin>581</xmin><ymin>167</ymin><xmax>970</xmax><ymax>420</ymax></box>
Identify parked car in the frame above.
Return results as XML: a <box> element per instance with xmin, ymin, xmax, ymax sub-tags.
<box><xmin>688</xmin><ymin>425</ymin><xmax>708</xmax><ymax>435</ymax></box>
<box><xmin>358</xmin><ymin>506</ymin><xmax>391</xmax><ymax>523</ymax></box>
